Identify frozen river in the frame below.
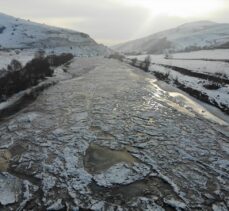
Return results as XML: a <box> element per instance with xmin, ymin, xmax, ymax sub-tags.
<box><xmin>0</xmin><ymin>58</ymin><xmax>228</xmax><ymax>210</ymax></box>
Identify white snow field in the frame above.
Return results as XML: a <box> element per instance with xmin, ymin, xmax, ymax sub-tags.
<box><xmin>128</xmin><ymin>49</ymin><xmax>229</xmax><ymax>77</ymax></box>
<box><xmin>171</xmin><ymin>49</ymin><xmax>229</xmax><ymax>60</ymax></box>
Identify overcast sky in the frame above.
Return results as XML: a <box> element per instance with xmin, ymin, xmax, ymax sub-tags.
<box><xmin>1</xmin><ymin>0</ymin><xmax>229</xmax><ymax>45</ymax></box>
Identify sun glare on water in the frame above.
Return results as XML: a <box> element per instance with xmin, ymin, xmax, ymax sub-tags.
<box><xmin>123</xmin><ymin>0</ymin><xmax>224</xmax><ymax>17</ymax></box>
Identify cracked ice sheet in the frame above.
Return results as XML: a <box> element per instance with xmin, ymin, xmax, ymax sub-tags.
<box><xmin>0</xmin><ymin>58</ymin><xmax>228</xmax><ymax>209</ymax></box>
<box><xmin>93</xmin><ymin>162</ymin><xmax>151</xmax><ymax>187</ymax></box>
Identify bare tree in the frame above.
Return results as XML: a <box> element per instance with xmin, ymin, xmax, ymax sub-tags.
<box><xmin>164</xmin><ymin>50</ymin><xmax>173</xmax><ymax>59</ymax></box>
<box><xmin>143</xmin><ymin>55</ymin><xmax>151</xmax><ymax>72</ymax></box>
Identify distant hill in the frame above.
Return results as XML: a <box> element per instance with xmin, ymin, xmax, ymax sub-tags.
<box><xmin>0</xmin><ymin>12</ymin><xmax>110</xmax><ymax>56</ymax></box>
<box><xmin>112</xmin><ymin>21</ymin><xmax>229</xmax><ymax>54</ymax></box>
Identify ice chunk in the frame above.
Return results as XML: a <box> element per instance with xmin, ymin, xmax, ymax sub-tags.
<box><xmin>0</xmin><ymin>173</ymin><xmax>21</xmax><ymax>205</ymax></box>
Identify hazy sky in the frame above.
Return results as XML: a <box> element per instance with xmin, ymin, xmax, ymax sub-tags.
<box><xmin>1</xmin><ymin>0</ymin><xmax>229</xmax><ymax>45</ymax></box>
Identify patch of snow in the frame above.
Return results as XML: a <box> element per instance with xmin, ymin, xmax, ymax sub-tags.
<box><xmin>42</xmin><ymin>174</ymin><xmax>57</xmax><ymax>193</ymax></box>
<box><xmin>163</xmin><ymin>198</ymin><xmax>186</xmax><ymax>210</ymax></box>
<box><xmin>172</xmin><ymin>49</ymin><xmax>229</xmax><ymax>60</ymax></box>
<box><xmin>47</xmin><ymin>199</ymin><xmax>64</xmax><ymax>211</ymax></box>
<box><xmin>94</xmin><ymin>162</ymin><xmax>150</xmax><ymax>187</ymax></box>
<box><xmin>212</xmin><ymin>202</ymin><xmax>228</xmax><ymax>211</ymax></box>
<box><xmin>132</xmin><ymin>197</ymin><xmax>165</xmax><ymax>211</ymax></box>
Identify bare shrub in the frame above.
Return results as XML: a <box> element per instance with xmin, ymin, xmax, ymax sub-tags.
<box><xmin>174</xmin><ymin>76</ymin><xmax>179</xmax><ymax>85</ymax></box>
<box><xmin>203</xmin><ymin>82</ymin><xmax>223</xmax><ymax>90</ymax></box>
<box><xmin>0</xmin><ymin>26</ymin><xmax>6</xmax><ymax>34</ymax></box>
<box><xmin>0</xmin><ymin>58</ymin><xmax>52</xmax><ymax>102</ymax></box>
<box><xmin>46</xmin><ymin>53</ymin><xmax>74</xmax><ymax>67</ymax></box>
<box><xmin>131</xmin><ymin>58</ymin><xmax>138</xmax><ymax>66</ymax></box>
<box><xmin>153</xmin><ymin>71</ymin><xmax>170</xmax><ymax>83</ymax></box>
<box><xmin>7</xmin><ymin>59</ymin><xmax>22</xmax><ymax>72</ymax></box>
<box><xmin>108</xmin><ymin>53</ymin><xmax>125</xmax><ymax>62</ymax></box>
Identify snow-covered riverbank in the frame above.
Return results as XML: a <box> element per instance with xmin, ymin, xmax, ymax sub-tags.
<box><xmin>127</xmin><ymin>49</ymin><xmax>229</xmax><ymax>115</ymax></box>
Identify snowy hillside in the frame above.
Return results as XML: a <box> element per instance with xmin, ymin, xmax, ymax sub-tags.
<box><xmin>0</xmin><ymin>12</ymin><xmax>110</xmax><ymax>56</ymax></box>
<box><xmin>113</xmin><ymin>21</ymin><xmax>229</xmax><ymax>54</ymax></box>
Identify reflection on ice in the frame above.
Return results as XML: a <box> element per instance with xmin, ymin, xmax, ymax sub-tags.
<box><xmin>169</xmin><ymin>92</ymin><xmax>229</xmax><ymax>126</ymax></box>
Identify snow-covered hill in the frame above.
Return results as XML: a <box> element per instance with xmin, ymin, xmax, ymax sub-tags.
<box><xmin>113</xmin><ymin>21</ymin><xmax>229</xmax><ymax>54</ymax></box>
<box><xmin>0</xmin><ymin>12</ymin><xmax>110</xmax><ymax>56</ymax></box>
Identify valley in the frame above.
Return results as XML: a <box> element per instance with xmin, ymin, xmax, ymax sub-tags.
<box><xmin>0</xmin><ymin>10</ymin><xmax>229</xmax><ymax>211</ymax></box>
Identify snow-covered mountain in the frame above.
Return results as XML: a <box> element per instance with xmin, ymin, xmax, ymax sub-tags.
<box><xmin>113</xmin><ymin>21</ymin><xmax>229</xmax><ymax>54</ymax></box>
<box><xmin>0</xmin><ymin>12</ymin><xmax>110</xmax><ymax>56</ymax></box>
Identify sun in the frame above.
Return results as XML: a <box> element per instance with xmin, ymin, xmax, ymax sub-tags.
<box><xmin>125</xmin><ymin>0</ymin><xmax>224</xmax><ymax>17</ymax></box>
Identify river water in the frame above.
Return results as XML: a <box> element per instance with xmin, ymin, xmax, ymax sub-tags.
<box><xmin>0</xmin><ymin>58</ymin><xmax>228</xmax><ymax>210</ymax></box>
